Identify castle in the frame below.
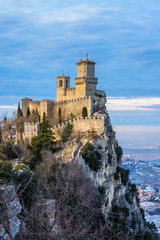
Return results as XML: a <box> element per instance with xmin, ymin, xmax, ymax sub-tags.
<box><xmin>21</xmin><ymin>57</ymin><xmax>107</xmax><ymax>140</ymax></box>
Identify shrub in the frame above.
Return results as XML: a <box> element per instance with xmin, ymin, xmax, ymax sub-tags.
<box><xmin>13</xmin><ymin>163</ymin><xmax>29</xmax><ymax>171</ymax></box>
<box><xmin>81</xmin><ymin>142</ymin><xmax>102</xmax><ymax>172</ymax></box>
<box><xmin>140</xmin><ymin>208</ymin><xmax>145</xmax><ymax>220</ymax></box>
<box><xmin>82</xmin><ymin>106</ymin><xmax>88</xmax><ymax>118</ymax></box>
<box><xmin>121</xmin><ymin>168</ymin><xmax>129</xmax><ymax>186</ymax></box>
<box><xmin>47</xmin><ymin>160</ymin><xmax>103</xmax><ymax>239</ymax></box>
<box><xmin>62</xmin><ymin>123</ymin><xmax>73</xmax><ymax>143</ymax></box>
<box><xmin>136</xmin><ymin>195</ymin><xmax>140</xmax><ymax>207</ymax></box>
<box><xmin>109</xmin><ymin>205</ymin><xmax>130</xmax><ymax>231</ymax></box>
<box><xmin>131</xmin><ymin>212</ymin><xmax>137</xmax><ymax>230</ymax></box>
<box><xmin>13</xmin><ymin>168</ymin><xmax>38</xmax><ymax>209</ymax></box>
<box><xmin>0</xmin><ymin>160</ymin><xmax>13</xmax><ymax>181</ymax></box>
<box><xmin>98</xmin><ymin>186</ymin><xmax>106</xmax><ymax>198</ymax></box>
<box><xmin>130</xmin><ymin>183</ymin><xmax>137</xmax><ymax>193</ymax></box>
<box><xmin>97</xmin><ymin>145</ymin><xmax>103</xmax><ymax>149</ymax></box>
<box><xmin>146</xmin><ymin>221</ymin><xmax>157</xmax><ymax>232</ymax></box>
<box><xmin>1</xmin><ymin>140</ymin><xmax>18</xmax><ymax>160</ymax></box>
<box><xmin>108</xmin><ymin>153</ymin><xmax>112</xmax><ymax>164</ymax></box>
<box><xmin>114</xmin><ymin>167</ymin><xmax>129</xmax><ymax>186</ymax></box>
<box><xmin>114</xmin><ymin>141</ymin><xmax>123</xmax><ymax>162</ymax></box>
<box><xmin>125</xmin><ymin>192</ymin><xmax>133</xmax><ymax>204</ymax></box>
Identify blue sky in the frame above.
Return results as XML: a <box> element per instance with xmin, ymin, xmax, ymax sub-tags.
<box><xmin>0</xmin><ymin>0</ymin><xmax>160</xmax><ymax>148</ymax></box>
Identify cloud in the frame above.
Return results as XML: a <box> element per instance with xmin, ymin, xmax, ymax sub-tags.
<box><xmin>0</xmin><ymin>105</ymin><xmax>17</xmax><ymax>109</ymax></box>
<box><xmin>107</xmin><ymin>97</ymin><xmax>160</xmax><ymax>111</ymax></box>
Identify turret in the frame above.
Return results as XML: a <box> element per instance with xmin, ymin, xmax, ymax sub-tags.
<box><xmin>75</xmin><ymin>57</ymin><xmax>98</xmax><ymax>97</ymax></box>
<box><xmin>21</xmin><ymin>97</ymin><xmax>32</xmax><ymax>116</ymax></box>
<box><xmin>56</xmin><ymin>74</ymin><xmax>70</xmax><ymax>101</ymax></box>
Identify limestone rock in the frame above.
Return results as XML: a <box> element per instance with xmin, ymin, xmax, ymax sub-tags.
<box><xmin>0</xmin><ymin>185</ymin><xmax>22</xmax><ymax>239</ymax></box>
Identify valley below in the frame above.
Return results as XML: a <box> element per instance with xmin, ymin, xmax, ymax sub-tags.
<box><xmin>122</xmin><ymin>147</ymin><xmax>160</xmax><ymax>232</ymax></box>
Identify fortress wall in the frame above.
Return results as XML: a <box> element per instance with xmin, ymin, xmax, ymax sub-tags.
<box><xmin>51</xmin><ymin>96</ymin><xmax>92</xmax><ymax>124</ymax></box>
<box><xmin>28</xmin><ymin>101</ymin><xmax>40</xmax><ymax>114</ymax></box>
<box><xmin>64</xmin><ymin>88</ymin><xmax>76</xmax><ymax>100</ymax></box>
<box><xmin>40</xmin><ymin>101</ymin><xmax>54</xmax><ymax>120</ymax></box>
<box><xmin>52</xmin><ymin>116</ymin><xmax>105</xmax><ymax>139</ymax></box>
<box><xmin>57</xmin><ymin>88</ymin><xmax>77</xmax><ymax>101</ymax></box>
<box><xmin>23</xmin><ymin>122</ymin><xmax>40</xmax><ymax>141</ymax></box>
<box><xmin>75</xmin><ymin>83</ymin><xmax>86</xmax><ymax>98</ymax></box>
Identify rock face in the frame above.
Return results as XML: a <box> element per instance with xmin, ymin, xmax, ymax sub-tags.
<box><xmin>0</xmin><ymin>185</ymin><xmax>22</xmax><ymax>240</ymax></box>
<box><xmin>73</xmin><ymin>111</ymin><xmax>146</xmax><ymax>231</ymax></box>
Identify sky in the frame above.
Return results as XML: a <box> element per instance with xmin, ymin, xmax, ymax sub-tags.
<box><xmin>0</xmin><ymin>0</ymin><xmax>160</xmax><ymax>148</ymax></box>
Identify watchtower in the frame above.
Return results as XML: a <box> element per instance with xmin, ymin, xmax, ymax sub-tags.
<box><xmin>75</xmin><ymin>56</ymin><xmax>98</xmax><ymax>98</ymax></box>
<box><xmin>21</xmin><ymin>97</ymin><xmax>32</xmax><ymax>116</ymax></box>
<box><xmin>56</xmin><ymin>74</ymin><xmax>70</xmax><ymax>101</ymax></box>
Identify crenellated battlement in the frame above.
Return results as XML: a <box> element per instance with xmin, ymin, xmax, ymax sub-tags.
<box><xmin>53</xmin><ymin>96</ymin><xmax>91</xmax><ymax>106</ymax></box>
<box><xmin>51</xmin><ymin>115</ymin><xmax>106</xmax><ymax>140</ymax></box>
<box><xmin>21</xmin><ymin>57</ymin><xmax>106</xmax><ymax>139</ymax></box>
<box><xmin>65</xmin><ymin>87</ymin><xmax>76</xmax><ymax>91</ymax></box>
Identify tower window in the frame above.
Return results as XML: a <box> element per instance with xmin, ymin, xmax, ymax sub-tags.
<box><xmin>59</xmin><ymin>80</ymin><xmax>62</xmax><ymax>87</ymax></box>
<box><xmin>66</xmin><ymin>80</ymin><xmax>68</xmax><ymax>88</ymax></box>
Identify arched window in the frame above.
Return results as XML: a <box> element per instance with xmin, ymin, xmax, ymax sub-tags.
<box><xmin>59</xmin><ymin>80</ymin><xmax>62</xmax><ymax>87</ymax></box>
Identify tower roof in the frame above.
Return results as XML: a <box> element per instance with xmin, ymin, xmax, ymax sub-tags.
<box><xmin>21</xmin><ymin>97</ymin><xmax>32</xmax><ymax>100</ymax></box>
<box><xmin>76</xmin><ymin>58</ymin><xmax>95</xmax><ymax>65</ymax></box>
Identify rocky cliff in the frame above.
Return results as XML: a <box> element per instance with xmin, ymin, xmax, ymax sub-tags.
<box><xmin>0</xmin><ymin>110</ymin><xmax>158</xmax><ymax>239</ymax></box>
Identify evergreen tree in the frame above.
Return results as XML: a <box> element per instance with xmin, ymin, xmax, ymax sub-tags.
<box><xmin>27</xmin><ymin>106</ymin><xmax>31</xmax><ymax>117</ymax></box>
<box><xmin>82</xmin><ymin>106</ymin><xmax>88</xmax><ymax>118</ymax></box>
<box><xmin>27</xmin><ymin>136</ymin><xmax>44</xmax><ymax>170</ymax></box>
<box><xmin>36</xmin><ymin>108</ymin><xmax>40</xmax><ymax>122</ymax></box>
<box><xmin>17</xmin><ymin>102</ymin><xmax>23</xmax><ymax>118</ymax></box>
<box><xmin>39</xmin><ymin>112</ymin><xmax>55</xmax><ymax>148</ymax></box>
<box><xmin>58</xmin><ymin>107</ymin><xmax>61</xmax><ymax>124</ymax></box>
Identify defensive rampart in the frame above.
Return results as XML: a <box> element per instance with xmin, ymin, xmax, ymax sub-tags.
<box><xmin>51</xmin><ymin>96</ymin><xmax>93</xmax><ymax>125</ymax></box>
<box><xmin>52</xmin><ymin>116</ymin><xmax>105</xmax><ymax>139</ymax></box>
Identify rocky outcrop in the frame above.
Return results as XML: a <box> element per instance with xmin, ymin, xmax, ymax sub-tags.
<box><xmin>74</xmin><ymin>111</ymin><xmax>146</xmax><ymax>232</ymax></box>
<box><xmin>0</xmin><ymin>185</ymin><xmax>22</xmax><ymax>240</ymax></box>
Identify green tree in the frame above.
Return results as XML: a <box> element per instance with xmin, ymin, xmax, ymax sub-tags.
<box><xmin>62</xmin><ymin>123</ymin><xmax>73</xmax><ymax>143</ymax></box>
<box><xmin>82</xmin><ymin>106</ymin><xmax>88</xmax><ymax>118</ymax></box>
<box><xmin>27</xmin><ymin>106</ymin><xmax>31</xmax><ymax>117</ymax></box>
<box><xmin>58</xmin><ymin>107</ymin><xmax>61</xmax><ymax>124</ymax></box>
<box><xmin>36</xmin><ymin>108</ymin><xmax>40</xmax><ymax>122</ymax></box>
<box><xmin>70</xmin><ymin>112</ymin><xmax>75</xmax><ymax>120</ymax></box>
<box><xmin>28</xmin><ymin>136</ymin><xmax>44</xmax><ymax>170</ymax></box>
<box><xmin>39</xmin><ymin>112</ymin><xmax>55</xmax><ymax>148</ymax></box>
<box><xmin>0</xmin><ymin>160</ymin><xmax>13</xmax><ymax>181</ymax></box>
<box><xmin>17</xmin><ymin>102</ymin><xmax>23</xmax><ymax>118</ymax></box>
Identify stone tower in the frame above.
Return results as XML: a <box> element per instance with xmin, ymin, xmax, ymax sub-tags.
<box><xmin>75</xmin><ymin>57</ymin><xmax>98</xmax><ymax>98</ymax></box>
<box><xmin>21</xmin><ymin>97</ymin><xmax>32</xmax><ymax>116</ymax></box>
<box><xmin>56</xmin><ymin>74</ymin><xmax>70</xmax><ymax>101</ymax></box>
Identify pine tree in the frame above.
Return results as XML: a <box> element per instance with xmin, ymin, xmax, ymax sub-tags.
<box><xmin>36</xmin><ymin>108</ymin><xmax>40</xmax><ymax>122</ymax></box>
<box><xmin>17</xmin><ymin>102</ymin><xmax>23</xmax><ymax>118</ymax></box>
<box><xmin>28</xmin><ymin>136</ymin><xmax>44</xmax><ymax>170</ymax></box>
<box><xmin>27</xmin><ymin>106</ymin><xmax>31</xmax><ymax>117</ymax></box>
<box><xmin>58</xmin><ymin>107</ymin><xmax>61</xmax><ymax>124</ymax></box>
<box><xmin>39</xmin><ymin>112</ymin><xmax>55</xmax><ymax>148</ymax></box>
<box><xmin>82</xmin><ymin>106</ymin><xmax>88</xmax><ymax>118</ymax></box>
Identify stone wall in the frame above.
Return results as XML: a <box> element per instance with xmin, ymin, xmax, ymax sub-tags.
<box><xmin>52</xmin><ymin>116</ymin><xmax>105</xmax><ymax>140</ymax></box>
<box><xmin>51</xmin><ymin>96</ymin><xmax>93</xmax><ymax>125</ymax></box>
<box><xmin>28</xmin><ymin>101</ymin><xmax>40</xmax><ymax>114</ymax></box>
<box><xmin>23</xmin><ymin>122</ymin><xmax>40</xmax><ymax>141</ymax></box>
<box><xmin>57</xmin><ymin>87</ymin><xmax>77</xmax><ymax>101</ymax></box>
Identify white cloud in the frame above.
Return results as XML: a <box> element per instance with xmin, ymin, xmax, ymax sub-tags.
<box><xmin>107</xmin><ymin>97</ymin><xmax>160</xmax><ymax>111</ymax></box>
<box><xmin>0</xmin><ymin>106</ymin><xmax>17</xmax><ymax>109</ymax></box>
